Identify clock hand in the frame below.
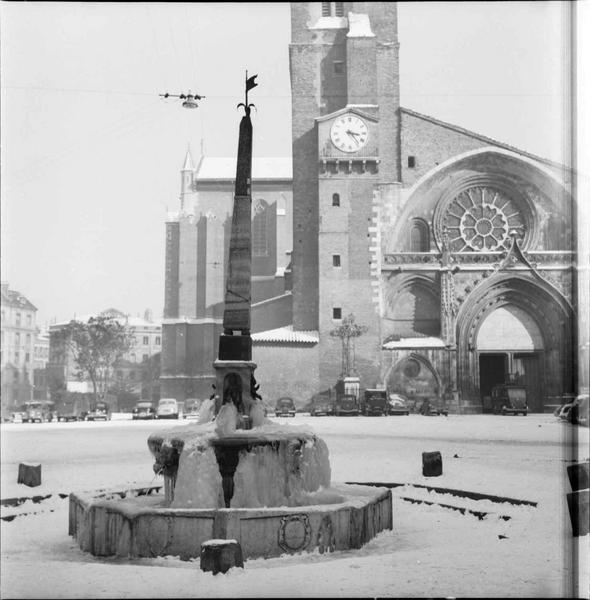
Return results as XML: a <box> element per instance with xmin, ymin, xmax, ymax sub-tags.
<box><xmin>346</xmin><ymin>130</ymin><xmax>360</xmax><ymax>144</ymax></box>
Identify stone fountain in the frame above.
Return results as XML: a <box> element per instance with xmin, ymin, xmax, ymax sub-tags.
<box><xmin>68</xmin><ymin>75</ymin><xmax>392</xmax><ymax>561</ymax></box>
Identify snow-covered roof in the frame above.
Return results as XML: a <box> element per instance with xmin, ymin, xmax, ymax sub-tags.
<box><xmin>382</xmin><ymin>337</ymin><xmax>446</xmax><ymax>350</ymax></box>
<box><xmin>196</xmin><ymin>157</ymin><xmax>292</xmax><ymax>181</ymax></box>
<box><xmin>0</xmin><ymin>283</ymin><xmax>37</xmax><ymax>311</ymax></box>
<box><xmin>51</xmin><ymin>313</ymin><xmax>161</xmax><ymax>330</ymax></box>
<box><xmin>252</xmin><ymin>326</ymin><xmax>319</xmax><ymax>344</ymax></box>
<box><xmin>347</xmin><ymin>12</ymin><xmax>374</xmax><ymax>37</ymax></box>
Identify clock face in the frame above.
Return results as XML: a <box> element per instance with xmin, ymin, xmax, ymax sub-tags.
<box><xmin>330</xmin><ymin>115</ymin><xmax>369</xmax><ymax>153</ymax></box>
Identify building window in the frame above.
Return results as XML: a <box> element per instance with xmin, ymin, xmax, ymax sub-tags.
<box><xmin>408</xmin><ymin>156</ymin><xmax>416</xmax><ymax>168</ymax></box>
<box><xmin>26</xmin><ymin>333</ymin><xmax>31</xmax><ymax>345</ymax></box>
<box><xmin>16</xmin><ymin>312</ymin><xmax>21</xmax><ymax>326</ymax></box>
<box><xmin>142</xmin><ymin>354</ymin><xmax>149</xmax><ymax>362</ymax></box>
<box><xmin>252</xmin><ymin>199</ymin><xmax>269</xmax><ymax>257</ymax></box>
<box><xmin>143</xmin><ymin>336</ymin><xmax>149</xmax><ymax>345</ymax></box>
<box><xmin>130</xmin><ymin>353</ymin><xmax>136</xmax><ymax>362</ymax></box>
<box><xmin>410</xmin><ymin>219</ymin><xmax>430</xmax><ymax>252</ymax></box>
<box><xmin>25</xmin><ymin>352</ymin><xmax>30</xmax><ymax>363</ymax></box>
<box><xmin>333</xmin><ymin>61</ymin><xmax>344</xmax><ymax>75</ymax></box>
<box><xmin>155</xmin><ymin>336</ymin><xmax>161</xmax><ymax>345</ymax></box>
<box><xmin>15</xmin><ymin>351</ymin><xmax>20</xmax><ymax>362</ymax></box>
<box><xmin>26</xmin><ymin>314</ymin><xmax>32</xmax><ymax>327</ymax></box>
<box><xmin>333</xmin><ymin>255</ymin><xmax>341</xmax><ymax>267</ymax></box>
<box><xmin>15</xmin><ymin>332</ymin><xmax>20</xmax><ymax>345</ymax></box>
<box><xmin>129</xmin><ymin>371</ymin><xmax>135</xmax><ymax>380</ymax></box>
<box><xmin>332</xmin><ymin>193</ymin><xmax>340</xmax><ymax>207</ymax></box>
<box><xmin>333</xmin><ymin>307</ymin><xmax>342</xmax><ymax>320</ymax></box>
<box><xmin>322</xmin><ymin>1</ymin><xmax>343</xmax><ymax>16</ymax></box>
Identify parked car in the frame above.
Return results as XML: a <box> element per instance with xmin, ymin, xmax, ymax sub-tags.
<box><xmin>490</xmin><ymin>384</ymin><xmax>528</xmax><ymax>416</ymax></box>
<box><xmin>567</xmin><ymin>394</ymin><xmax>589</xmax><ymax>426</ymax></box>
<box><xmin>132</xmin><ymin>401</ymin><xmax>156</xmax><ymax>420</ymax></box>
<box><xmin>156</xmin><ymin>398</ymin><xmax>181</xmax><ymax>419</ymax></box>
<box><xmin>310</xmin><ymin>395</ymin><xmax>334</xmax><ymax>416</ymax></box>
<box><xmin>86</xmin><ymin>401</ymin><xmax>111</xmax><ymax>421</ymax></box>
<box><xmin>334</xmin><ymin>394</ymin><xmax>360</xmax><ymax>416</ymax></box>
<box><xmin>10</xmin><ymin>411</ymin><xmax>24</xmax><ymax>424</ymax></box>
<box><xmin>22</xmin><ymin>401</ymin><xmax>56</xmax><ymax>423</ymax></box>
<box><xmin>418</xmin><ymin>398</ymin><xmax>448</xmax><ymax>416</ymax></box>
<box><xmin>275</xmin><ymin>397</ymin><xmax>296</xmax><ymax>417</ymax></box>
<box><xmin>388</xmin><ymin>394</ymin><xmax>410</xmax><ymax>416</ymax></box>
<box><xmin>363</xmin><ymin>389</ymin><xmax>388</xmax><ymax>416</ymax></box>
<box><xmin>57</xmin><ymin>395</ymin><xmax>90</xmax><ymax>422</ymax></box>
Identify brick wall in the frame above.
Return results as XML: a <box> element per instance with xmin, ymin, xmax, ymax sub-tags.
<box><xmin>400</xmin><ymin>111</ymin><xmax>491</xmax><ymax>187</ymax></box>
<box><xmin>253</xmin><ymin>343</ymin><xmax>319</xmax><ymax>408</ymax></box>
<box><xmin>164</xmin><ymin>222</ymin><xmax>180</xmax><ymax>318</ymax></box>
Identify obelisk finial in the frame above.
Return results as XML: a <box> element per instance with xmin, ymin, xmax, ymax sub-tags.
<box><xmin>237</xmin><ymin>71</ymin><xmax>257</xmax><ymax>116</ymax></box>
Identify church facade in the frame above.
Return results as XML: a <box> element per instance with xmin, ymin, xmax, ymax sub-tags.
<box><xmin>162</xmin><ymin>1</ymin><xmax>580</xmax><ymax>413</ymax></box>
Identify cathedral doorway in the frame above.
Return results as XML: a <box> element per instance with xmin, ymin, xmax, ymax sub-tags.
<box><xmin>475</xmin><ymin>305</ymin><xmax>545</xmax><ymax>412</ymax></box>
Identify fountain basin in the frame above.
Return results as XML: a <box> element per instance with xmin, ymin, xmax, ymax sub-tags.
<box><xmin>68</xmin><ymin>483</ymin><xmax>392</xmax><ymax>560</ymax></box>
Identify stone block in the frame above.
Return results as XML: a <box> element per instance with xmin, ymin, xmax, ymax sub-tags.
<box><xmin>567</xmin><ymin>462</ymin><xmax>590</xmax><ymax>492</ymax></box>
<box><xmin>200</xmin><ymin>539</ymin><xmax>244</xmax><ymax>574</ymax></box>
<box><xmin>17</xmin><ymin>463</ymin><xmax>41</xmax><ymax>487</ymax></box>
<box><xmin>566</xmin><ymin>490</ymin><xmax>589</xmax><ymax>537</ymax></box>
<box><xmin>422</xmin><ymin>452</ymin><xmax>442</xmax><ymax>477</ymax></box>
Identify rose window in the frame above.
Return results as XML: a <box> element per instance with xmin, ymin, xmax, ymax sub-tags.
<box><xmin>443</xmin><ymin>186</ymin><xmax>525</xmax><ymax>252</ymax></box>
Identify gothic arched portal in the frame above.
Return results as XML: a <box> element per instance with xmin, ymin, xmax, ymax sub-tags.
<box><xmin>456</xmin><ymin>274</ymin><xmax>575</xmax><ymax>411</ymax></box>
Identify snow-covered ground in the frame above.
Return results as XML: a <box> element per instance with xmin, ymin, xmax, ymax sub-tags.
<box><xmin>1</xmin><ymin>413</ymin><xmax>588</xmax><ymax>598</ymax></box>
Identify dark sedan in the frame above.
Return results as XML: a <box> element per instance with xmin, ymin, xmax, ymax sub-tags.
<box><xmin>132</xmin><ymin>401</ymin><xmax>156</xmax><ymax>420</ymax></box>
<box><xmin>275</xmin><ymin>397</ymin><xmax>296</xmax><ymax>417</ymax></box>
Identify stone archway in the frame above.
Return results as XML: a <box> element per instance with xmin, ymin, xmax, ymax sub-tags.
<box><xmin>385</xmin><ymin>353</ymin><xmax>442</xmax><ymax>408</ymax></box>
<box><xmin>456</xmin><ymin>275</ymin><xmax>575</xmax><ymax>412</ymax></box>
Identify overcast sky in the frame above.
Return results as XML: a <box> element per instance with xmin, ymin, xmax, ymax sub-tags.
<box><xmin>0</xmin><ymin>1</ymin><xmax>575</xmax><ymax>327</ymax></box>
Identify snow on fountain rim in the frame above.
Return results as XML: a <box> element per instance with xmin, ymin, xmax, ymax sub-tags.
<box><xmin>152</xmin><ymin>419</ymin><xmax>317</xmax><ymax>451</ymax></box>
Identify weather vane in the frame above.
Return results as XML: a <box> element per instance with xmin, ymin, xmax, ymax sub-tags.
<box><xmin>159</xmin><ymin>90</ymin><xmax>205</xmax><ymax>109</ymax></box>
<box><xmin>237</xmin><ymin>71</ymin><xmax>258</xmax><ymax>116</ymax></box>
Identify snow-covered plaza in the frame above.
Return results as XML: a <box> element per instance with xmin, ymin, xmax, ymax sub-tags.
<box><xmin>1</xmin><ymin>413</ymin><xmax>588</xmax><ymax>598</ymax></box>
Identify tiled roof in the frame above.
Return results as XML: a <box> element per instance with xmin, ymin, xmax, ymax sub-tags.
<box><xmin>252</xmin><ymin>326</ymin><xmax>318</xmax><ymax>344</ymax></box>
<box><xmin>382</xmin><ymin>337</ymin><xmax>446</xmax><ymax>350</ymax></box>
<box><xmin>196</xmin><ymin>157</ymin><xmax>292</xmax><ymax>181</ymax></box>
<box><xmin>0</xmin><ymin>285</ymin><xmax>37</xmax><ymax>311</ymax></box>
<box><xmin>400</xmin><ymin>107</ymin><xmax>566</xmax><ymax>169</ymax></box>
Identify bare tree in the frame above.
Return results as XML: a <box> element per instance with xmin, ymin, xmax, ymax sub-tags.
<box><xmin>55</xmin><ymin>316</ymin><xmax>134</xmax><ymax>404</ymax></box>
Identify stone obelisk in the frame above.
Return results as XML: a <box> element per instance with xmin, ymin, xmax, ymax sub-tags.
<box><xmin>213</xmin><ymin>73</ymin><xmax>260</xmax><ymax>426</ymax></box>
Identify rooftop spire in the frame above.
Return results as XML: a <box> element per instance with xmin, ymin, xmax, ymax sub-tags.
<box><xmin>181</xmin><ymin>146</ymin><xmax>195</xmax><ymax>171</ymax></box>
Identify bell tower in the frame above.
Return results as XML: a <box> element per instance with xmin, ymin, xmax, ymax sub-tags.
<box><xmin>289</xmin><ymin>2</ymin><xmax>400</xmax><ymax>334</ymax></box>
<box><xmin>289</xmin><ymin>2</ymin><xmax>401</xmax><ymax>389</ymax></box>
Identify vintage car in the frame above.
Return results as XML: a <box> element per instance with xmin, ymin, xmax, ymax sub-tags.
<box><xmin>418</xmin><ymin>398</ymin><xmax>449</xmax><ymax>416</ymax></box>
<box><xmin>309</xmin><ymin>395</ymin><xmax>334</xmax><ymax>416</ymax></box>
<box><xmin>334</xmin><ymin>394</ymin><xmax>360</xmax><ymax>416</ymax></box>
<box><xmin>490</xmin><ymin>384</ymin><xmax>528</xmax><ymax>416</ymax></box>
<box><xmin>388</xmin><ymin>394</ymin><xmax>410</xmax><ymax>416</ymax></box>
<box><xmin>567</xmin><ymin>394</ymin><xmax>589</xmax><ymax>426</ymax></box>
<box><xmin>363</xmin><ymin>389</ymin><xmax>388</xmax><ymax>416</ymax></box>
<box><xmin>156</xmin><ymin>398</ymin><xmax>182</xmax><ymax>419</ymax></box>
<box><xmin>132</xmin><ymin>401</ymin><xmax>156</xmax><ymax>420</ymax></box>
<box><xmin>22</xmin><ymin>401</ymin><xmax>56</xmax><ymax>423</ymax></box>
<box><xmin>86</xmin><ymin>401</ymin><xmax>111</xmax><ymax>421</ymax></box>
<box><xmin>275</xmin><ymin>397</ymin><xmax>296</xmax><ymax>417</ymax></box>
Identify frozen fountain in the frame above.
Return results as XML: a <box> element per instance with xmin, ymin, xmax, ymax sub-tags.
<box><xmin>69</xmin><ymin>75</ymin><xmax>392</xmax><ymax>560</ymax></box>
